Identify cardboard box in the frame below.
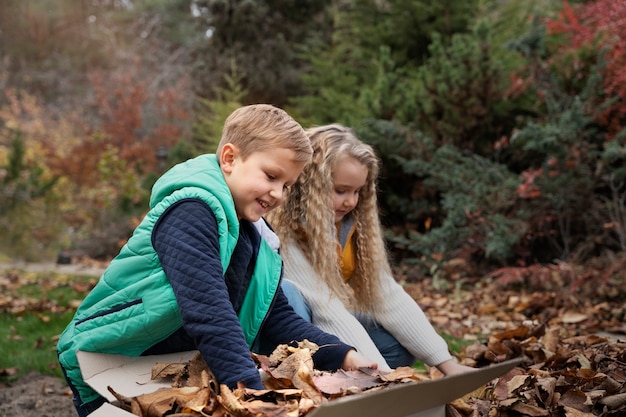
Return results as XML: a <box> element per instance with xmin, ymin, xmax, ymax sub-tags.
<box><xmin>77</xmin><ymin>350</ymin><xmax>523</xmax><ymax>417</ymax></box>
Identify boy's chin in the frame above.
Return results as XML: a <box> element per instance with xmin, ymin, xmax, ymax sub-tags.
<box><xmin>242</xmin><ymin>213</ymin><xmax>263</xmax><ymax>222</ymax></box>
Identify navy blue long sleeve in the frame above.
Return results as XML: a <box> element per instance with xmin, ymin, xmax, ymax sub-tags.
<box><xmin>152</xmin><ymin>198</ymin><xmax>264</xmax><ymax>390</ymax></box>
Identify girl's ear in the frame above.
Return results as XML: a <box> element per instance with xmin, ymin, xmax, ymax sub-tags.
<box><xmin>219</xmin><ymin>143</ymin><xmax>238</xmax><ymax>173</ymax></box>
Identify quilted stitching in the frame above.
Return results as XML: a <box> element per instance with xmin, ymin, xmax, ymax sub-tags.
<box><xmin>154</xmin><ymin>199</ymin><xmax>261</xmax><ymax>389</ymax></box>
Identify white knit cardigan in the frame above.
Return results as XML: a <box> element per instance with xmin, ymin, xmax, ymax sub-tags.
<box><xmin>280</xmin><ymin>240</ymin><xmax>453</xmax><ymax>372</ymax></box>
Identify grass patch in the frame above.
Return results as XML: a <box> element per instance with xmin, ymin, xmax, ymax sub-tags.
<box><xmin>0</xmin><ymin>311</ymin><xmax>74</xmax><ymax>380</ymax></box>
<box><xmin>0</xmin><ymin>270</ymin><xmax>95</xmax><ymax>383</ymax></box>
<box><xmin>413</xmin><ymin>332</ymin><xmax>476</xmax><ymax>372</ymax></box>
<box><xmin>442</xmin><ymin>332</ymin><xmax>476</xmax><ymax>354</ymax></box>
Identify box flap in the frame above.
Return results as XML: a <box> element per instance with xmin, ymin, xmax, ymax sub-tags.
<box><xmin>89</xmin><ymin>402</ymin><xmax>133</xmax><ymax>417</ymax></box>
<box><xmin>306</xmin><ymin>358</ymin><xmax>524</xmax><ymax>417</ymax></box>
<box><xmin>77</xmin><ymin>350</ymin><xmax>198</xmax><ymax>401</ymax></box>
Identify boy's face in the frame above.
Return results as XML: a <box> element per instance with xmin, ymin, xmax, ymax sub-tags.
<box><xmin>220</xmin><ymin>144</ymin><xmax>306</xmax><ymax>222</ymax></box>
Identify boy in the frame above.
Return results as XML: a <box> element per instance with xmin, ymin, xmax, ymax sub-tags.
<box><xmin>57</xmin><ymin>104</ymin><xmax>375</xmax><ymax>417</ymax></box>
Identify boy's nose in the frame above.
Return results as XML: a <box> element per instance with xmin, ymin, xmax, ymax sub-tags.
<box><xmin>269</xmin><ymin>185</ymin><xmax>284</xmax><ymax>202</ymax></box>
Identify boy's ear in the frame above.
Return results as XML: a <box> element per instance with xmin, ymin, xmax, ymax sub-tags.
<box><xmin>219</xmin><ymin>143</ymin><xmax>239</xmax><ymax>173</ymax></box>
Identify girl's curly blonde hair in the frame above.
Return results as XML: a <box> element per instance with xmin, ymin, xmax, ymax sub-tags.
<box><xmin>267</xmin><ymin>124</ymin><xmax>391</xmax><ymax>316</ymax></box>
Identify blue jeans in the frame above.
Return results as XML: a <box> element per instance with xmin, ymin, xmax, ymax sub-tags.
<box><xmin>352</xmin><ymin>313</ymin><xmax>416</xmax><ymax>368</ymax></box>
<box><xmin>281</xmin><ymin>279</ymin><xmax>313</xmax><ymax>322</ymax></box>
<box><xmin>282</xmin><ymin>280</ymin><xmax>416</xmax><ymax>369</ymax></box>
<box><xmin>252</xmin><ymin>279</ymin><xmax>313</xmax><ymax>355</ymax></box>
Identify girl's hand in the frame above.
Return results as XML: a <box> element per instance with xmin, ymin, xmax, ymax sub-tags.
<box><xmin>341</xmin><ymin>349</ymin><xmax>379</xmax><ymax>371</ymax></box>
<box><xmin>436</xmin><ymin>359</ymin><xmax>474</xmax><ymax>376</ymax></box>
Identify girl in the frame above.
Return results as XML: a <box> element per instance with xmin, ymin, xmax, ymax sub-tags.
<box><xmin>267</xmin><ymin>124</ymin><xmax>472</xmax><ymax>375</ymax></box>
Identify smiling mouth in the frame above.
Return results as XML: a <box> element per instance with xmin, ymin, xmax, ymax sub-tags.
<box><xmin>258</xmin><ymin>199</ymin><xmax>270</xmax><ymax>210</ymax></box>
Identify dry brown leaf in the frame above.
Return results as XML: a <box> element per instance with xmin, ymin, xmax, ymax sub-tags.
<box><xmin>151</xmin><ymin>362</ymin><xmax>187</xmax><ymax>381</ymax></box>
<box><xmin>598</xmin><ymin>392</ymin><xmax>626</xmax><ymax>410</ymax></box>
<box><xmin>178</xmin><ymin>387</ymin><xmax>212</xmax><ymax>415</ymax></box>
<box><xmin>491</xmin><ymin>325</ymin><xmax>530</xmax><ymax>342</ymax></box>
<box><xmin>138</xmin><ymin>387</ymin><xmax>203</xmax><ymax>417</ymax></box>
<box><xmin>0</xmin><ymin>367</ymin><xmax>20</xmax><ymax>377</ymax></box>
<box><xmin>493</xmin><ymin>367</ymin><xmax>525</xmax><ymax>401</ymax></box>
<box><xmin>379</xmin><ymin>366</ymin><xmax>427</xmax><ymax>383</ymax></box>
<box><xmin>535</xmin><ymin>376</ymin><xmax>557</xmax><ymax>407</ymax></box>
<box><xmin>218</xmin><ymin>384</ymin><xmax>252</xmax><ymax>417</ymax></box>
<box><xmin>596</xmin><ymin>375</ymin><xmax>622</xmax><ymax>394</ymax></box>
<box><xmin>186</xmin><ymin>352</ymin><xmax>217</xmax><ymax>390</ymax></box>
<box><xmin>506</xmin><ymin>374</ymin><xmax>530</xmax><ymax>393</ymax></box>
<box><xmin>311</xmin><ymin>369</ymin><xmax>384</xmax><ymax>395</ymax></box>
<box><xmin>271</xmin><ymin>345</ymin><xmax>314</xmax><ymax>382</ymax></box>
<box><xmin>559</xmin><ymin>388</ymin><xmax>593</xmax><ymax>413</ymax></box>
<box><xmin>562</xmin><ymin>312</ymin><xmax>589</xmax><ymax>324</ymax></box>
<box><xmin>562</xmin><ymin>334</ymin><xmax>608</xmax><ymax>346</ymax></box>
<box><xmin>242</xmin><ymin>398</ymin><xmax>297</xmax><ymax>417</ymax></box>
<box><xmin>118</xmin><ymin>386</ymin><xmax>204</xmax><ymax>417</ymax></box>
<box><xmin>542</xmin><ymin>326</ymin><xmax>560</xmax><ymax>354</ymax></box>
<box><xmin>510</xmin><ymin>401</ymin><xmax>549</xmax><ymax>416</ymax></box>
<box><xmin>297</xmin><ymin>397</ymin><xmax>317</xmax><ymax>415</ymax></box>
<box><xmin>445</xmin><ymin>402</ymin><xmax>466</xmax><ymax>417</ymax></box>
<box><xmin>562</xmin><ymin>405</ymin><xmax>597</xmax><ymax>417</ymax></box>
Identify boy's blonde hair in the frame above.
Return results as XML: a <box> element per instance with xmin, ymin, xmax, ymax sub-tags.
<box><xmin>217</xmin><ymin>104</ymin><xmax>311</xmax><ymax>162</ymax></box>
<box><xmin>268</xmin><ymin>124</ymin><xmax>390</xmax><ymax>316</ymax></box>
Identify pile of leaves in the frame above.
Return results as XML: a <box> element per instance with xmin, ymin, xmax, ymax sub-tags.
<box><xmin>452</xmin><ymin>324</ymin><xmax>626</xmax><ymax>417</ymax></box>
<box><xmin>399</xmin><ymin>259</ymin><xmax>626</xmax><ymax>417</ymax></box>
<box><xmin>107</xmin><ymin>340</ymin><xmax>431</xmax><ymax>417</ymax></box>
<box><xmin>106</xmin><ymin>324</ymin><xmax>626</xmax><ymax>417</ymax></box>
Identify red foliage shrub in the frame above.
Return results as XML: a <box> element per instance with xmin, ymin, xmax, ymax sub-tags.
<box><xmin>45</xmin><ymin>58</ymin><xmax>189</xmax><ymax>189</ymax></box>
<box><xmin>545</xmin><ymin>0</ymin><xmax>626</xmax><ymax>138</ymax></box>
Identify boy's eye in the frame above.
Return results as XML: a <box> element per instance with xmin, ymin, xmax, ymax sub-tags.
<box><xmin>267</xmin><ymin>173</ymin><xmax>276</xmax><ymax>180</ymax></box>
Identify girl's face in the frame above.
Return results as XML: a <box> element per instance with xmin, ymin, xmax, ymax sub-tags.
<box><xmin>332</xmin><ymin>155</ymin><xmax>368</xmax><ymax>223</ymax></box>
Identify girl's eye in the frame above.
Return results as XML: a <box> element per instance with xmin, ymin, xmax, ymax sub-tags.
<box><xmin>267</xmin><ymin>173</ymin><xmax>276</xmax><ymax>180</ymax></box>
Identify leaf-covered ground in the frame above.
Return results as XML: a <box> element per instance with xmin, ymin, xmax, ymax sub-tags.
<box><xmin>400</xmin><ymin>254</ymin><xmax>626</xmax><ymax>416</ymax></box>
<box><xmin>0</xmin><ymin>255</ymin><xmax>624</xmax><ymax>417</ymax></box>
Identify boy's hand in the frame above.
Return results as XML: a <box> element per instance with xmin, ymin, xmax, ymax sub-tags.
<box><xmin>341</xmin><ymin>349</ymin><xmax>378</xmax><ymax>371</ymax></box>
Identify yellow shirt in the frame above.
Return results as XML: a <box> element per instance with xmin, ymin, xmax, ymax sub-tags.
<box><xmin>337</xmin><ymin>221</ymin><xmax>356</xmax><ymax>281</ymax></box>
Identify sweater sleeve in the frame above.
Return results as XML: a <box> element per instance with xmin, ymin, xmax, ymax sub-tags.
<box><xmin>152</xmin><ymin>198</ymin><xmax>264</xmax><ymax>390</ymax></box>
<box><xmin>281</xmin><ymin>242</ymin><xmax>393</xmax><ymax>371</ymax></box>
<box><xmin>374</xmin><ymin>269</ymin><xmax>453</xmax><ymax>367</ymax></box>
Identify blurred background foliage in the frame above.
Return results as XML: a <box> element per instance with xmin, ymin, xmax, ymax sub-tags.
<box><xmin>1</xmin><ymin>0</ymin><xmax>625</xmax><ymax>284</ymax></box>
